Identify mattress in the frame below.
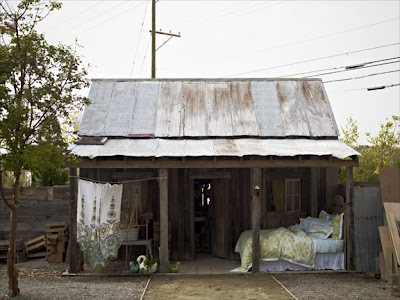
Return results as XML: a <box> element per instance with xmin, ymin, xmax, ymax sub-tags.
<box><xmin>313</xmin><ymin>238</ymin><xmax>343</xmax><ymax>253</ymax></box>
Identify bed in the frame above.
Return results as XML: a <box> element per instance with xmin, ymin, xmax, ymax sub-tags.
<box><xmin>232</xmin><ymin>209</ymin><xmax>345</xmax><ymax>272</ymax></box>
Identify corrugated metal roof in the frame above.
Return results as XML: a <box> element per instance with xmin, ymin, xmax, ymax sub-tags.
<box><xmin>78</xmin><ymin>79</ymin><xmax>339</xmax><ymax>138</ymax></box>
<box><xmin>71</xmin><ymin>138</ymin><xmax>359</xmax><ymax>159</ymax></box>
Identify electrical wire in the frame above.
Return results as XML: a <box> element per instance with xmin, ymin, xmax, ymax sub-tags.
<box><xmin>140</xmin><ymin>33</ymin><xmax>152</xmax><ymax>73</ymax></box>
<box><xmin>224</xmin><ymin>42</ymin><xmax>400</xmax><ymax>77</ymax></box>
<box><xmin>303</xmin><ymin>60</ymin><xmax>400</xmax><ymax>78</ymax></box>
<box><xmin>345</xmin><ymin>83</ymin><xmax>400</xmax><ymax>92</ymax></box>
<box><xmin>46</xmin><ymin>1</ymin><xmax>105</xmax><ymax>31</ymax></box>
<box><xmin>279</xmin><ymin>57</ymin><xmax>400</xmax><ymax>78</ymax></box>
<box><xmin>130</xmin><ymin>0</ymin><xmax>150</xmax><ymax>77</ymax></box>
<box><xmin>77</xmin><ymin>1</ymin><xmax>146</xmax><ymax>34</ymax></box>
<box><xmin>323</xmin><ymin>69</ymin><xmax>400</xmax><ymax>84</ymax></box>
<box><xmin>257</xmin><ymin>17</ymin><xmax>400</xmax><ymax>53</ymax></box>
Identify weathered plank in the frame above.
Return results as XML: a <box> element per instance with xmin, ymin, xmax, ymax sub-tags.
<box><xmin>252</xmin><ymin>168</ymin><xmax>262</xmax><ymax>272</ymax></box>
<box><xmin>346</xmin><ymin>166</ymin><xmax>355</xmax><ymax>271</ymax></box>
<box><xmin>159</xmin><ymin>168</ymin><xmax>169</xmax><ymax>272</ymax></box>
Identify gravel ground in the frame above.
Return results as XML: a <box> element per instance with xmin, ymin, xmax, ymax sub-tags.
<box><xmin>1</xmin><ymin>259</ymin><xmax>399</xmax><ymax>300</ymax></box>
<box><xmin>274</xmin><ymin>272</ymin><xmax>400</xmax><ymax>300</ymax></box>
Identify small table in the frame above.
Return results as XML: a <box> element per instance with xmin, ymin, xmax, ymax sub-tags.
<box><xmin>122</xmin><ymin>239</ymin><xmax>154</xmax><ymax>266</ymax></box>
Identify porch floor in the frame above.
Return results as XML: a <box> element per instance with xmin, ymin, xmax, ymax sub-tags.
<box><xmin>179</xmin><ymin>253</ymin><xmax>240</xmax><ymax>274</ymax></box>
<box><xmin>78</xmin><ymin>253</ymin><xmax>241</xmax><ymax>275</ymax></box>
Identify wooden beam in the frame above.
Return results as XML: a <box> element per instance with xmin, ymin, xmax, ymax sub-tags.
<box><xmin>346</xmin><ymin>166</ymin><xmax>355</xmax><ymax>271</ymax></box>
<box><xmin>68</xmin><ymin>168</ymin><xmax>78</xmax><ymax>274</ymax></box>
<box><xmin>252</xmin><ymin>168</ymin><xmax>262</xmax><ymax>273</ymax></box>
<box><xmin>159</xmin><ymin>168</ymin><xmax>169</xmax><ymax>273</ymax></box>
<box><xmin>311</xmin><ymin>167</ymin><xmax>318</xmax><ymax>217</ymax></box>
<box><xmin>72</xmin><ymin>157</ymin><xmax>358</xmax><ymax>169</ymax></box>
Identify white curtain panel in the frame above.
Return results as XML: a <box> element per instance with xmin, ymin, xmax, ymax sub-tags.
<box><xmin>77</xmin><ymin>179</ymin><xmax>123</xmax><ymax>267</ymax></box>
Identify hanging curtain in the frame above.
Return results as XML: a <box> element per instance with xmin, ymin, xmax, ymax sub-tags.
<box><xmin>77</xmin><ymin>179</ymin><xmax>123</xmax><ymax>267</ymax></box>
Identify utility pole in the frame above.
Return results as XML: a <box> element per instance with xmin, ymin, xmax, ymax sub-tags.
<box><xmin>151</xmin><ymin>0</ymin><xmax>156</xmax><ymax>79</ymax></box>
<box><xmin>150</xmin><ymin>0</ymin><xmax>180</xmax><ymax>79</ymax></box>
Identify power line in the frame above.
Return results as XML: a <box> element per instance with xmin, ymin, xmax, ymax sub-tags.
<box><xmin>46</xmin><ymin>1</ymin><xmax>105</xmax><ymax>31</ymax></box>
<box><xmin>304</xmin><ymin>60</ymin><xmax>400</xmax><ymax>78</ymax></box>
<box><xmin>71</xmin><ymin>0</ymin><xmax>131</xmax><ymax>31</ymax></box>
<box><xmin>258</xmin><ymin>17</ymin><xmax>400</xmax><ymax>53</ymax></box>
<box><xmin>140</xmin><ymin>33</ymin><xmax>152</xmax><ymax>73</ymax></box>
<box><xmin>224</xmin><ymin>42</ymin><xmax>400</xmax><ymax>77</ymax></box>
<box><xmin>323</xmin><ymin>69</ymin><xmax>400</xmax><ymax>84</ymax></box>
<box><xmin>130</xmin><ymin>0</ymin><xmax>150</xmax><ymax>77</ymax></box>
<box><xmin>279</xmin><ymin>57</ymin><xmax>400</xmax><ymax>78</ymax></box>
<box><xmin>345</xmin><ymin>83</ymin><xmax>400</xmax><ymax>92</ymax></box>
<box><xmin>77</xmin><ymin>1</ymin><xmax>146</xmax><ymax>34</ymax></box>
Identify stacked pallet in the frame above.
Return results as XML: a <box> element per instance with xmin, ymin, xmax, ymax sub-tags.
<box><xmin>0</xmin><ymin>239</ymin><xmax>26</xmax><ymax>263</ymax></box>
<box><xmin>379</xmin><ymin>167</ymin><xmax>400</xmax><ymax>286</ymax></box>
<box><xmin>45</xmin><ymin>222</ymin><xmax>69</xmax><ymax>263</ymax></box>
<box><xmin>25</xmin><ymin>235</ymin><xmax>46</xmax><ymax>259</ymax></box>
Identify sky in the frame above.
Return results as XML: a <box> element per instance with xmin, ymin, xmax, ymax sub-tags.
<box><xmin>10</xmin><ymin>0</ymin><xmax>400</xmax><ymax>143</ymax></box>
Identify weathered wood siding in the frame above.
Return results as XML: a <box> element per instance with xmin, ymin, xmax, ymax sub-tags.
<box><xmin>0</xmin><ymin>186</ymin><xmax>69</xmax><ymax>240</ymax></box>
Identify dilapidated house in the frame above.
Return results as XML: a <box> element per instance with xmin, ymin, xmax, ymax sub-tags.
<box><xmin>69</xmin><ymin>78</ymin><xmax>358</xmax><ymax>272</ymax></box>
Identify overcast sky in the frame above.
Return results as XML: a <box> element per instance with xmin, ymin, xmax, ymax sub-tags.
<box><xmin>27</xmin><ymin>0</ymin><xmax>400</xmax><ymax>143</ymax></box>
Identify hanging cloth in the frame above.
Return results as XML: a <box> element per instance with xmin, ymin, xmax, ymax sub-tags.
<box><xmin>77</xmin><ymin>179</ymin><xmax>123</xmax><ymax>267</ymax></box>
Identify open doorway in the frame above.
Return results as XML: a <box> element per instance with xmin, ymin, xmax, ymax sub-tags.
<box><xmin>193</xmin><ymin>180</ymin><xmax>212</xmax><ymax>254</ymax></box>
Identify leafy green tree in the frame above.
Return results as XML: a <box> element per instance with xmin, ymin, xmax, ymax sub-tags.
<box><xmin>0</xmin><ymin>1</ymin><xmax>89</xmax><ymax>297</ymax></box>
<box><xmin>339</xmin><ymin>115</ymin><xmax>400</xmax><ymax>181</ymax></box>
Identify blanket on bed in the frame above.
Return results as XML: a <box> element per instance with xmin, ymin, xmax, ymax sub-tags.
<box><xmin>235</xmin><ymin>227</ymin><xmax>315</xmax><ymax>271</ymax></box>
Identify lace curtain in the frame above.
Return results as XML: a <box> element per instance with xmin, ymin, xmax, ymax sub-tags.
<box><xmin>77</xmin><ymin>179</ymin><xmax>123</xmax><ymax>267</ymax></box>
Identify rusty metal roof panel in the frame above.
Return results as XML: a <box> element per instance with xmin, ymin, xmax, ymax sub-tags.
<box><xmin>71</xmin><ymin>138</ymin><xmax>359</xmax><ymax>159</ymax></box>
<box><xmin>78</xmin><ymin>79</ymin><xmax>339</xmax><ymax>139</ymax></box>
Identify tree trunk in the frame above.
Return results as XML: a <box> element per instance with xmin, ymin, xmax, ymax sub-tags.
<box><xmin>7</xmin><ymin>170</ymin><xmax>21</xmax><ymax>298</ymax></box>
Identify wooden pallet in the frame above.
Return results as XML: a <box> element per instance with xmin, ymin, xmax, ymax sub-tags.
<box><xmin>45</xmin><ymin>222</ymin><xmax>69</xmax><ymax>263</ymax></box>
<box><xmin>25</xmin><ymin>235</ymin><xmax>46</xmax><ymax>253</ymax></box>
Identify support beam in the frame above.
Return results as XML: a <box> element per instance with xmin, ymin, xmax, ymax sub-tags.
<box><xmin>252</xmin><ymin>168</ymin><xmax>262</xmax><ymax>273</ymax></box>
<box><xmin>346</xmin><ymin>166</ymin><xmax>355</xmax><ymax>270</ymax></box>
<box><xmin>72</xmin><ymin>157</ymin><xmax>358</xmax><ymax>169</ymax></box>
<box><xmin>311</xmin><ymin>167</ymin><xmax>318</xmax><ymax>217</ymax></box>
<box><xmin>68</xmin><ymin>168</ymin><xmax>78</xmax><ymax>273</ymax></box>
<box><xmin>159</xmin><ymin>168</ymin><xmax>169</xmax><ymax>273</ymax></box>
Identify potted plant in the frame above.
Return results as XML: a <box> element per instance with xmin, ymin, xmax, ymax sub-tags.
<box><xmin>137</xmin><ymin>255</ymin><xmax>158</xmax><ymax>275</ymax></box>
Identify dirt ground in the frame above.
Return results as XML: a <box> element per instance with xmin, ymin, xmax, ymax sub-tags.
<box><xmin>1</xmin><ymin>259</ymin><xmax>399</xmax><ymax>300</ymax></box>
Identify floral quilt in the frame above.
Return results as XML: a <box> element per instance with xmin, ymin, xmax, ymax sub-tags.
<box><xmin>235</xmin><ymin>227</ymin><xmax>315</xmax><ymax>271</ymax></box>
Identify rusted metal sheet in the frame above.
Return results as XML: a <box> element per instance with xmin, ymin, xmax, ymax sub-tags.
<box><xmin>181</xmin><ymin>82</ymin><xmax>207</xmax><ymax>137</ymax></box>
<box><xmin>229</xmin><ymin>82</ymin><xmax>259</xmax><ymax>136</ymax></box>
<box><xmin>71</xmin><ymin>138</ymin><xmax>359</xmax><ymax>159</ymax></box>
<box><xmin>155</xmin><ymin>81</ymin><xmax>184</xmax><ymax>137</ymax></box>
<box><xmin>78</xmin><ymin>79</ymin><xmax>340</xmax><ymax>139</ymax></box>
<box><xmin>251</xmin><ymin>81</ymin><xmax>284</xmax><ymax>136</ymax></box>
<box><xmin>205</xmin><ymin>82</ymin><xmax>234</xmax><ymax>136</ymax></box>
<box><xmin>299</xmin><ymin>81</ymin><xmax>338</xmax><ymax>137</ymax></box>
<box><xmin>275</xmin><ymin>81</ymin><xmax>310</xmax><ymax>136</ymax></box>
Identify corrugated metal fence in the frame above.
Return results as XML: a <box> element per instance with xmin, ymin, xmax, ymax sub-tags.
<box><xmin>354</xmin><ymin>185</ymin><xmax>384</xmax><ymax>273</ymax></box>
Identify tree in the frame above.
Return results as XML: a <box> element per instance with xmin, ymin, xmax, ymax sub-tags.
<box><xmin>339</xmin><ymin>115</ymin><xmax>400</xmax><ymax>181</ymax></box>
<box><xmin>0</xmin><ymin>0</ymin><xmax>89</xmax><ymax>297</ymax></box>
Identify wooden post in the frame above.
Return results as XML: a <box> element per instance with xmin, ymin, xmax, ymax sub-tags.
<box><xmin>151</xmin><ymin>0</ymin><xmax>156</xmax><ymax>78</ymax></box>
<box><xmin>252</xmin><ymin>168</ymin><xmax>262</xmax><ymax>273</ymax></box>
<box><xmin>311</xmin><ymin>167</ymin><xmax>318</xmax><ymax>217</ymax></box>
<box><xmin>159</xmin><ymin>168</ymin><xmax>169</xmax><ymax>273</ymax></box>
<box><xmin>68</xmin><ymin>168</ymin><xmax>78</xmax><ymax>274</ymax></box>
<box><xmin>346</xmin><ymin>166</ymin><xmax>355</xmax><ymax>270</ymax></box>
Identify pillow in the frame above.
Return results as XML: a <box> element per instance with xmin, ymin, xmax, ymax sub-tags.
<box><xmin>299</xmin><ymin>217</ymin><xmax>331</xmax><ymax>233</ymax></box>
<box><xmin>308</xmin><ymin>223</ymin><xmax>333</xmax><ymax>239</ymax></box>
<box><xmin>319</xmin><ymin>210</ymin><xmax>344</xmax><ymax>240</ymax></box>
